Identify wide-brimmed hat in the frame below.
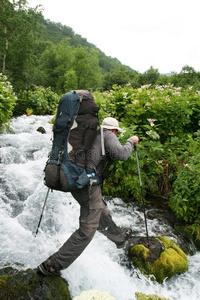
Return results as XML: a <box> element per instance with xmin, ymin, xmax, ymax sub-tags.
<box><xmin>101</xmin><ymin>117</ymin><xmax>122</xmax><ymax>131</ymax></box>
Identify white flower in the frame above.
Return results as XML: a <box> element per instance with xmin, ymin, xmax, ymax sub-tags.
<box><xmin>172</xmin><ymin>91</ymin><xmax>181</xmax><ymax>96</ymax></box>
<box><xmin>141</xmin><ymin>84</ymin><xmax>151</xmax><ymax>89</ymax></box>
<box><xmin>165</xmin><ymin>95</ymin><xmax>171</xmax><ymax>103</ymax></box>
<box><xmin>147</xmin><ymin>118</ymin><xmax>156</xmax><ymax>127</ymax></box>
<box><xmin>123</xmin><ymin>92</ymin><xmax>128</xmax><ymax>98</ymax></box>
<box><xmin>132</xmin><ymin>99</ymin><xmax>139</xmax><ymax>104</ymax></box>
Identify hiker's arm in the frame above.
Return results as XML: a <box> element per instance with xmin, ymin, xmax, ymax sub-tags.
<box><xmin>105</xmin><ymin>131</ymin><xmax>137</xmax><ymax>161</ymax></box>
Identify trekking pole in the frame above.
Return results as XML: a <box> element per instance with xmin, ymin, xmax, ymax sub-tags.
<box><xmin>35</xmin><ymin>188</ymin><xmax>50</xmax><ymax>237</ymax></box>
<box><xmin>134</xmin><ymin>145</ymin><xmax>150</xmax><ymax>248</ymax></box>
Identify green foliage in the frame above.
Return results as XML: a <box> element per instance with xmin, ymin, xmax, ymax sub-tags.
<box><xmin>13</xmin><ymin>86</ymin><xmax>59</xmax><ymax>116</ymax></box>
<box><xmin>72</xmin><ymin>46</ymin><xmax>102</xmax><ymax>91</ymax></box>
<box><xmin>98</xmin><ymin>84</ymin><xmax>200</xmax><ymax>143</ymax></box>
<box><xmin>40</xmin><ymin>17</ymin><xmax>125</xmax><ymax>72</ymax></box>
<box><xmin>0</xmin><ymin>73</ymin><xmax>17</xmax><ymax>130</ymax></box>
<box><xmin>36</xmin><ymin>40</ymin><xmax>102</xmax><ymax>93</ymax></box>
<box><xmin>102</xmin><ymin>67</ymin><xmax>131</xmax><ymax>90</ymax></box>
<box><xmin>2</xmin><ymin>2</ymin><xmax>200</xmax><ymax>95</ymax></box>
<box><xmin>169</xmin><ymin>137</ymin><xmax>200</xmax><ymax>224</ymax></box>
<box><xmin>138</xmin><ymin>66</ymin><xmax>160</xmax><ymax>86</ymax></box>
<box><xmin>183</xmin><ymin>221</ymin><xmax>200</xmax><ymax>250</ymax></box>
<box><xmin>95</xmin><ymin>85</ymin><xmax>200</xmax><ymax>230</ymax></box>
<box><xmin>0</xmin><ymin>0</ymin><xmax>43</xmax><ymax>91</ymax></box>
<box><xmin>64</xmin><ymin>69</ymin><xmax>78</xmax><ymax>91</ymax></box>
<box><xmin>171</xmin><ymin>65</ymin><xmax>200</xmax><ymax>89</ymax></box>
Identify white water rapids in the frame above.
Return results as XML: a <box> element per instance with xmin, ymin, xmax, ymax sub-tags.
<box><xmin>0</xmin><ymin>115</ymin><xmax>199</xmax><ymax>300</ymax></box>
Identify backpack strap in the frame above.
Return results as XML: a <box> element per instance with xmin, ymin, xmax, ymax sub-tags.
<box><xmin>56</xmin><ymin>116</ymin><xmax>73</xmax><ymax>181</ymax></box>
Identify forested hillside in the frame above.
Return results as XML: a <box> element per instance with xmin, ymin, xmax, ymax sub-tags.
<box><xmin>0</xmin><ymin>0</ymin><xmax>135</xmax><ymax>93</ymax></box>
<box><xmin>40</xmin><ymin>18</ymin><xmax>126</xmax><ymax>72</ymax></box>
<box><xmin>1</xmin><ymin>0</ymin><xmax>200</xmax><ymax>94</ymax></box>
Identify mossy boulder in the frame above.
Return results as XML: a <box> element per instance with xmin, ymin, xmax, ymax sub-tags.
<box><xmin>135</xmin><ymin>292</ymin><xmax>170</xmax><ymax>300</ymax></box>
<box><xmin>0</xmin><ymin>267</ymin><xmax>71</xmax><ymax>300</ymax></box>
<box><xmin>128</xmin><ymin>236</ymin><xmax>188</xmax><ymax>283</ymax></box>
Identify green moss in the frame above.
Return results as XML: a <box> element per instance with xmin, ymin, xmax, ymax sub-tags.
<box><xmin>0</xmin><ymin>273</ymin><xmax>31</xmax><ymax>299</ymax></box>
<box><xmin>130</xmin><ymin>236</ymin><xmax>188</xmax><ymax>283</ymax></box>
<box><xmin>130</xmin><ymin>245</ymin><xmax>152</xmax><ymax>274</ymax></box>
<box><xmin>0</xmin><ymin>268</ymin><xmax>71</xmax><ymax>300</ymax></box>
<box><xmin>0</xmin><ymin>275</ymin><xmax>11</xmax><ymax>288</ymax></box>
<box><xmin>135</xmin><ymin>292</ymin><xmax>170</xmax><ymax>300</ymax></box>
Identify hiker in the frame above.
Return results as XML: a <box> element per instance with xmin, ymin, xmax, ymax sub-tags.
<box><xmin>38</xmin><ymin>117</ymin><xmax>139</xmax><ymax>276</ymax></box>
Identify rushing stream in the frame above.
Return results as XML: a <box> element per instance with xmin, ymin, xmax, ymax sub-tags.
<box><xmin>0</xmin><ymin>115</ymin><xmax>199</xmax><ymax>300</ymax></box>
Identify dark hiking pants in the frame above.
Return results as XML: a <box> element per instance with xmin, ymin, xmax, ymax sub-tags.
<box><xmin>50</xmin><ymin>184</ymin><xmax>125</xmax><ymax>271</ymax></box>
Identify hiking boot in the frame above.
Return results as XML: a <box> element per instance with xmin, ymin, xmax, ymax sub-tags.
<box><xmin>37</xmin><ymin>257</ymin><xmax>61</xmax><ymax>277</ymax></box>
<box><xmin>116</xmin><ymin>228</ymin><xmax>133</xmax><ymax>249</ymax></box>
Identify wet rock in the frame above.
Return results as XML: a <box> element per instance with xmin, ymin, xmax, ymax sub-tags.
<box><xmin>37</xmin><ymin>126</ymin><xmax>46</xmax><ymax>134</ymax></box>
<box><xmin>128</xmin><ymin>236</ymin><xmax>188</xmax><ymax>283</ymax></box>
<box><xmin>0</xmin><ymin>267</ymin><xmax>71</xmax><ymax>300</ymax></box>
<box><xmin>175</xmin><ymin>224</ymin><xmax>199</xmax><ymax>253</ymax></box>
<box><xmin>127</xmin><ymin>236</ymin><xmax>163</xmax><ymax>263</ymax></box>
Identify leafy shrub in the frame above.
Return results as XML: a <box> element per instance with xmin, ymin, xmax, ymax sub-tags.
<box><xmin>0</xmin><ymin>73</ymin><xmax>17</xmax><ymax>130</ymax></box>
<box><xmin>95</xmin><ymin>85</ymin><xmax>200</xmax><ymax>226</ymax></box>
<box><xmin>14</xmin><ymin>86</ymin><xmax>60</xmax><ymax>116</ymax></box>
<box><xmin>96</xmin><ymin>84</ymin><xmax>200</xmax><ymax>143</ymax></box>
<box><xmin>169</xmin><ymin>136</ymin><xmax>200</xmax><ymax>224</ymax></box>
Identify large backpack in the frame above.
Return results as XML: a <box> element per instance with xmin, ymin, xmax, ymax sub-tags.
<box><xmin>44</xmin><ymin>90</ymin><xmax>99</xmax><ymax>192</ymax></box>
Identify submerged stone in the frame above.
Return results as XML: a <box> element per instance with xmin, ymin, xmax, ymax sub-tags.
<box><xmin>128</xmin><ymin>236</ymin><xmax>188</xmax><ymax>283</ymax></box>
<box><xmin>37</xmin><ymin>126</ymin><xmax>46</xmax><ymax>134</ymax></box>
<box><xmin>0</xmin><ymin>267</ymin><xmax>71</xmax><ymax>300</ymax></box>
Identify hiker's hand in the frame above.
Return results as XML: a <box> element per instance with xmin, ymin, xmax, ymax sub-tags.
<box><xmin>130</xmin><ymin>136</ymin><xmax>139</xmax><ymax>146</ymax></box>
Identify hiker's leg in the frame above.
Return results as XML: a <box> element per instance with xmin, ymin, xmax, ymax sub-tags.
<box><xmin>49</xmin><ymin>185</ymin><xmax>104</xmax><ymax>270</ymax></box>
<box><xmin>97</xmin><ymin>201</ymin><xmax>127</xmax><ymax>246</ymax></box>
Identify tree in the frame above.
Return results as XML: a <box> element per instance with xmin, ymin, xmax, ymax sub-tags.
<box><xmin>0</xmin><ymin>73</ymin><xmax>17</xmax><ymax>130</ymax></box>
<box><xmin>102</xmin><ymin>67</ymin><xmax>130</xmax><ymax>90</ymax></box>
<box><xmin>54</xmin><ymin>38</ymin><xmax>73</xmax><ymax>91</ymax></box>
<box><xmin>0</xmin><ymin>0</ymin><xmax>42</xmax><ymax>91</ymax></box>
<box><xmin>138</xmin><ymin>66</ymin><xmax>160</xmax><ymax>86</ymax></box>
<box><xmin>170</xmin><ymin>65</ymin><xmax>199</xmax><ymax>88</ymax></box>
<box><xmin>64</xmin><ymin>70</ymin><xmax>78</xmax><ymax>91</ymax></box>
<box><xmin>72</xmin><ymin>46</ymin><xmax>102</xmax><ymax>90</ymax></box>
<box><xmin>37</xmin><ymin>41</ymin><xmax>58</xmax><ymax>89</ymax></box>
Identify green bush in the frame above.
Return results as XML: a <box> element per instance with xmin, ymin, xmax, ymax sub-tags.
<box><xmin>0</xmin><ymin>73</ymin><xmax>17</xmax><ymax>131</ymax></box>
<box><xmin>95</xmin><ymin>86</ymin><xmax>200</xmax><ymax>231</ymax></box>
<box><xmin>96</xmin><ymin>84</ymin><xmax>200</xmax><ymax>143</ymax></box>
<box><xmin>169</xmin><ymin>135</ymin><xmax>200</xmax><ymax>224</ymax></box>
<box><xmin>13</xmin><ymin>86</ymin><xmax>60</xmax><ymax>116</ymax></box>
